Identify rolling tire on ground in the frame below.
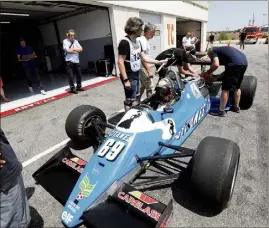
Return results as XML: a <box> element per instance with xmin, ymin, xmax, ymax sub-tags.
<box><xmin>239</xmin><ymin>75</ymin><xmax>257</xmax><ymax>110</ymax></box>
<box><xmin>189</xmin><ymin>136</ymin><xmax>240</xmax><ymax>210</ymax></box>
<box><xmin>65</xmin><ymin>105</ymin><xmax>107</xmax><ymax>149</ymax></box>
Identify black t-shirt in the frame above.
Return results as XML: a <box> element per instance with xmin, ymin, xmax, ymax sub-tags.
<box><xmin>240</xmin><ymin>32</ymin><xmax>246</xmax><ymax>40</ymax></box>
<box><xmin>0</xmin><ymin>128</ymin><xmax>22</xmax><ymax>192</ymax></box>
<box><xmin>155</xmin><ymin>48</ymin><xmax>188</xmax><ymax>78</ymax></box>
<box><xmin>209</xmin><ymin>35</ymin><xmax>214</xmax><ymax>42</ymax></box>
<box><xmin>155</xmin><ymin>48</ymin><xmax>188</xmax><ymax>67</ymax></box>
<box><xmin>118</xmin><ymin>36</ymin><xmax>143</xmax><ymax>80</ymax></box>
<box><xmin>210</xmin><ymin>46</ymin><xmax>248</xmax><ymax>67</ymax></box>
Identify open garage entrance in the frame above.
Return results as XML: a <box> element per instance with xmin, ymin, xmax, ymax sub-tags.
<box><xmin>176</xmin><ymin>18</ymin><xmax>202</xmax><ymax>51</ymax></box>
<box><xmin>0</xmin><ymin>1</ymin><xmax>116</xmax><ymax>101</ymax></box>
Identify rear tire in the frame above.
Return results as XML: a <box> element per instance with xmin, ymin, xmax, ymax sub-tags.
<box><xmin>65</xmin><ymin>105</ymin><xmax>106</xmax><ymax>149</ymax></box>
<box><xmin>239</xmin><ymin>75</ymin><xmax>257</xmax><ymax>110</ymax></box>
<box><xmin>190</xmin><ymin>136</ymin><xmax>240</xmax><ymax>210</ymax></box>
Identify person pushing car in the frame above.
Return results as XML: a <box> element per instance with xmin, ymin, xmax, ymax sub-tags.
<box><xmin>203</xmin><ymin>46</ymin><xmax>248</xmax><ymax>117</ymax></box>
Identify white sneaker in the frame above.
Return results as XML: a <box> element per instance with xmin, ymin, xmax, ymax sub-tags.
<box><xmin>28</xmin><ymin>87</ymin><xmax>34</xmax><ymax>93</ymax></box>
<box><xmin>40</xmin><ymin>90</ymin><xmax>46</xmax><ymax>95</ymax></box>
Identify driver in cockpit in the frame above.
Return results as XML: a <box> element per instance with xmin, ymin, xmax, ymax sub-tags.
<box><xmin>153</xmin><ymin>77</ymin><xmax>178</xmax><ymax>111</ymax></box>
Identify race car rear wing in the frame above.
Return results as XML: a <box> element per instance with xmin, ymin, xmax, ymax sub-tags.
<box><xmin>32</xmin><ymin>146</ymin><xmax>87</xmax><ymax>205</ymax></box>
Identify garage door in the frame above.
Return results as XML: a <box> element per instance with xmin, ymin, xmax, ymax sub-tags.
<box><xmin>139</xmin><ymin>12</ymin><xmax>162</xmax><ymax>59</ymax></box>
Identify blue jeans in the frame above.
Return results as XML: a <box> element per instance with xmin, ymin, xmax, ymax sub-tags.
<box><xmin>0</xmin><ymin>174</ymin><xmax>31</xmax><ymax>228</ymax></box>
<box><xmin>121</xmin><ymin>78</ymin><xmax>140</xmax><ymax>101</ymax></box>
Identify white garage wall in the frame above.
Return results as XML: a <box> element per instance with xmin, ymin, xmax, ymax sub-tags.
<box><xmin>162</xmin><ymin>15</ymin><xmax>177</xmax><ymax>50</ymax></box>
<box><xmin>57</xmin><ymin>9</ymin><xmax>111</xmax><ymax>42</ymax></box>
<box><xmin>97</xmin><ymin>1</ymin><xmax>208</xmax><ymax>22</ymax></box>
<box><xmin>201</xmin><ymin>22</ymin><xmax>208</xmax><ymax>51</ymax></box>
<box><xmin>38</xmin><ymin>9</ymin><xmax>113</xmax><ymax>70</ymax></box>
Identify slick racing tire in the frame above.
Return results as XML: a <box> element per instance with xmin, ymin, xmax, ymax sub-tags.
<box><xmin>65</xmin><ymin>105</ymin><xmax>106</xmax><ymax>149</ymax></box>
<box><xmin>239</xmin><ymin>75</ymin><xmax>257</xmax><ymax>110</ymax></box>
<box><xmin>190</xmin><ymin>136</ymin><xmax>240</xmax><ymax>210</ymax></box>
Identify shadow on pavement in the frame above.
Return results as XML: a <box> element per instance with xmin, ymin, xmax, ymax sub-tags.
<box><xmin>171</xmin><ymin>171</ymin><xmax>223</xmax><ymax>217</ymax></box>
<box><xmin>25</xmin><ymin>187</ymin><xmax>44</xmax><ymax>228</ymax></box>
<box><xmin>135</xmin><ymin>160</ymin><xmax>223</xmax><ymax>218</ymax></box>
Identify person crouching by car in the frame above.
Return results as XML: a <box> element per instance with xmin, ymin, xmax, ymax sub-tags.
<box><xmin>117</xmin><ymin>17</ymin><xmax>167</xmax><ymax>112</ymax></box>
<box><xmin>204</xmin><ymin>46</ymin><xmax>248</xmax><ymax>117</ymax></box>
<box><xmin>0</xmin><ymin>128</ymin><xmax>31</xmax><ymax>228</ymax></box>
<box><xmin>155</xmin><ymin>48</ymin><xmax>198</xmax><ymax>79</ymax></box>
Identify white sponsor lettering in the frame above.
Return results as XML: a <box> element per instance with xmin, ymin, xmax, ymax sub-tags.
<box><xmin>62</xmin><ymin>211</ymin><xmax>73</xmax><ymax>224</ymax></box>
<box><xmin>67</xmin><ymin>201</ymin><xmax>80</xmax><ymax>213</ymax></box>
<box><xmin>108</xmin><ymin>130</ymin><xmax>131</xmax><ymax>142</ymax></box>
<box><xmin>174</xmin><ymin>100</ymin><xmax>210</xmax><ymax>140</ymax></box>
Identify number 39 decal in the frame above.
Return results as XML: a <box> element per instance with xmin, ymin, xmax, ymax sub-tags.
<box><xmin>97</xmin><ymin>138</ymin><xmax>125</xmax><ymax>161</ymax></box>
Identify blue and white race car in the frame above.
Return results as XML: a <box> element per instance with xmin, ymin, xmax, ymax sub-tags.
<box><xmin>33</xmin><ymin>51</ymin><xmax>257</xmax><ymax>228</ymax></box>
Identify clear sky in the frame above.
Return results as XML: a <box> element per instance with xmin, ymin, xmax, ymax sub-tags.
<box><xmin>207</xmin><ymin>1</ymin><xmax>268</xmax><ymax>31</ymax></box>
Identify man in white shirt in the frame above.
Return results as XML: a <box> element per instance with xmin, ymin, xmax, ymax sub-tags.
<box><xmin>63</xmin><ymin>29</ymin><xmax>84</xmax><ymax>94</ymax></box>
<box><xmin>137</xmin><ymin>23</ymin><xmax>157</xmax><ymax>101</ymax></box>
<box><xmin>182</xmin><ymin>32</ymin><xmax>192</xmax><ymax>49</ymax></box>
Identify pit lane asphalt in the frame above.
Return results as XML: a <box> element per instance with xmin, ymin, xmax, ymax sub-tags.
<box><xmin>1</xmin><ymin>43</ymin><xmax>268</xmax><ymax>227</ymax></box>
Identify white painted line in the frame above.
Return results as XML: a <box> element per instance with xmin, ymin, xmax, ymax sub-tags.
<box><xmin>22</xmin><ymin>138</ymin><xmax>70</xmax><ymax>168</ymax></box>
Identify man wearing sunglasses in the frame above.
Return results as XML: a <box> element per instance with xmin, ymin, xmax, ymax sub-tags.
<box><xmin>63</xmin><ymin>29</ymin><xmax>84</xmax><ymax>94</ymax></box>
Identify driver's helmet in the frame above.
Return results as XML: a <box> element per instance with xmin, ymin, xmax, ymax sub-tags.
<box><xmin>155</xmin><ymin>77</ymin><xmax>175</xmax><ymax>104</ymax></box>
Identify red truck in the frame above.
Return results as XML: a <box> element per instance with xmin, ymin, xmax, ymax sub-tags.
<box><xmin>242</xmin><ymin>26</ymin><xmax>262</xmax><ymax>44</ymax></box>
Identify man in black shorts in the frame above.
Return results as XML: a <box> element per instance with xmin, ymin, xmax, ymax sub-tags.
<box><xmin>239</xmin><ymin>29</ymin><xmax>247</xmax><ymax>50</ymax></box>
<box><xmin>205</xmin><ymin>46</ymin><xmax>248</xmax><ymax>117</ymax></box>
<box><xmin>117</xmin><ymin>17</ymin><xmax>167</xmax><ymax>112</ymax></box>
<box><xmin>155</xmin><ymin>48</ymin><xmax>198</xmax><ymax>79</ymax></box>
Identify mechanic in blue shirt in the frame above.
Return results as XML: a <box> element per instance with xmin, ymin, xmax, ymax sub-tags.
<box><xmin>205</xmin><ymin>46</ymin><xmax>248</xmax><ymax>117</ymax></box>
<box><xmin>0</xmin><ymin>128</ymin><xmax>31</xmax><ymax>228</ymax></box>
<box><xmin>63</xmin><ymin>29</ymin><xmax>84</xmax><ymax>94</ymax></box>
<box><xmin>16</xmin><ymin>38</ymin><xmax>46</xmax><ymax>95</ymax></box>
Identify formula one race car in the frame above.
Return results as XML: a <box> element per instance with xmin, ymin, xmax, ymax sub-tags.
<box><xmin>33</xmin><ymin>51</ymin><xmax>257</xmax><ymax>228</ymax></box>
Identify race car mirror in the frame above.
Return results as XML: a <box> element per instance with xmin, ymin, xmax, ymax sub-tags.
<box><xmin>163</xmin><ymin>105</ymin><xmax>174</xmax><ymax>113</ymax></box>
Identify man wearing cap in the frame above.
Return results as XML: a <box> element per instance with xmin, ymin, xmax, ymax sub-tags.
<box><xmin>63</xmin><ymin>29</ymin><xmax>84</xmax><ymax>94</ymax></box>
<box><xmin>16</xmin><ymin>38</ymin><xmax>46</xmax><ymax>95</ymax></box>
<box><xmin>205</xmin><ymin>46</ymin><xmax>248</xmax><ymax>117</ymax></box>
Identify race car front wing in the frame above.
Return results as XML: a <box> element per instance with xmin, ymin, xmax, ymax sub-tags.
<box><xmin>82</xmin><ymin>182</ymin><xmax>173</xmax><ymax>228</ymax></box>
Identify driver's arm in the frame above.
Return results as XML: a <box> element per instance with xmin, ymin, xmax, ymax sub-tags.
<box><xmin>186</xmin><ymin>63</ymin><xmax>197</xmax><ymax>75</ymax></box>
<box><xmin>141</xmin><ymin>59</ymin><xmax>153</xmax><ymax>76</ymax></box>
<box><xmin>207</xmin><ymin>56</ymin><xmax>219</xmax><ymax>74</ymax></box>
<box><xmin>140</xmin><ymin>52</ymin><xmax>164</xmax><ymax>65</ymax></box>
<box><xmin>178</xmin><ymin>65</ymin><xmax>194</xmax><ymax>76</ymax></box>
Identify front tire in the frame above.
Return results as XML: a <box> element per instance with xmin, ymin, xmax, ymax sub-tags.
<box><xmin>190</xmin><ymin>136</ymin><xmax>240</xmax><ymax>210</ymax></box>
<box><xmin>65</xmin><ymin>105</ymin><xmax>106</xmax><ymax>149</ymax></box>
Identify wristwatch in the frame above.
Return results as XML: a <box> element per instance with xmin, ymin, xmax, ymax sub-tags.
<box><xmin>123</xmin><ymin>78</ymin><xmax>129</xmax><ymax>82</ymax></box>
<box><xmin>149</xmin><ymin>75</ymin><xmax>154</xmax><ymax>79</ymax></box>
